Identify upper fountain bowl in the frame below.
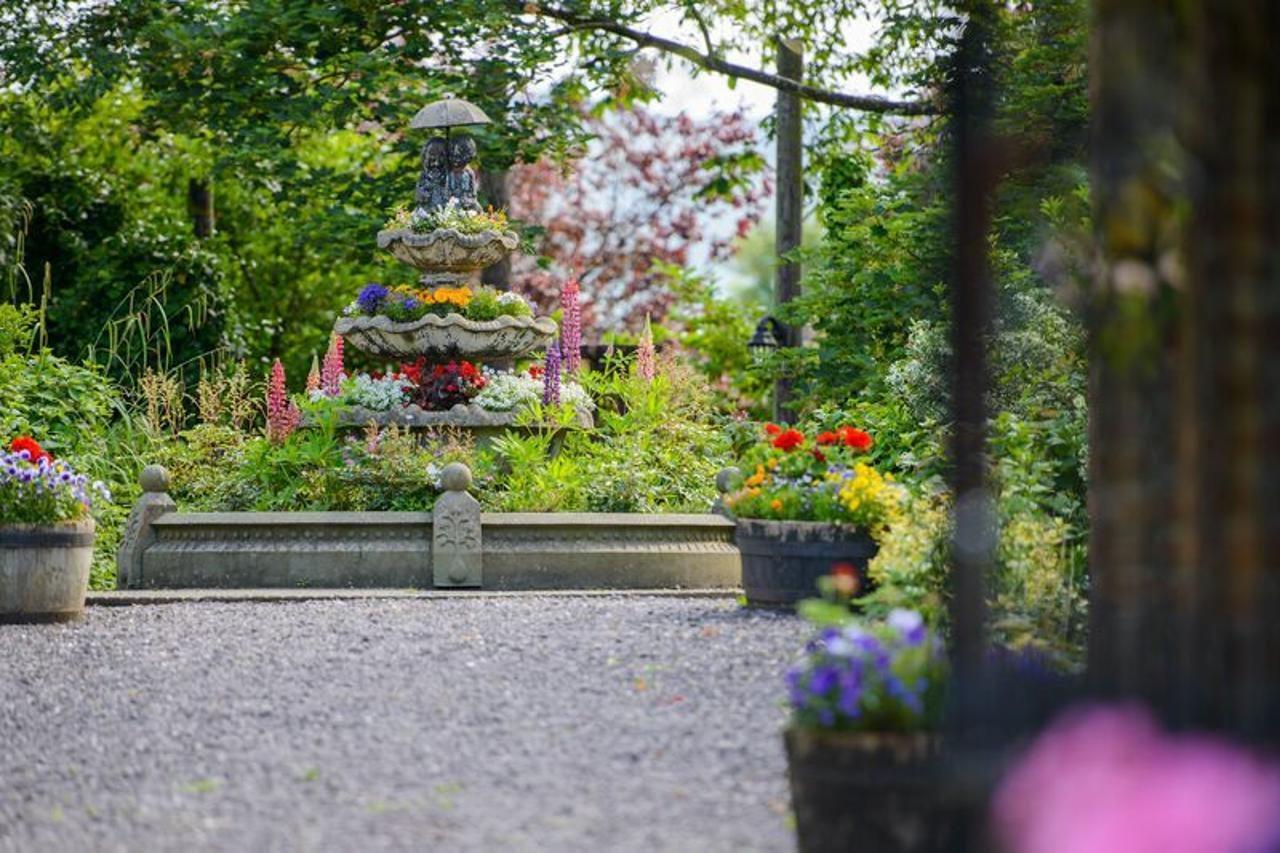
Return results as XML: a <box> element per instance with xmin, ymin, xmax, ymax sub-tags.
<box><xmin>378</xmin><ymin>227</ymin><xmax>519</xmax><ymax>287</ymax></box>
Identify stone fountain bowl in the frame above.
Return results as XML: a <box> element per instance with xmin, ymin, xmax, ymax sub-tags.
<box><xmin>377</xmin><ymin>227</ymin><xmax>519</xmax><ymax>285</ymax></box>
<box><xmin>334</xmin><ymin>312</ymin><xmax>558</xmax><ymax>360</ymax></box>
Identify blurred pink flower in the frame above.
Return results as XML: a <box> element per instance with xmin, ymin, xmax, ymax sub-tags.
<box><xmin>992</xmin><ymin>704</ymin><xmax>1280</xmax><ymax>853</ymax></box>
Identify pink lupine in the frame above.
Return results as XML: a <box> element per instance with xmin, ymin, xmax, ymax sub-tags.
<box><xmin>561</xmin><ymin>274</ymin><xmax>582</xmax><ymax>374</ymax></box>
<box><xmin>321</xmin><ymin>333</ymin><xmax>345</xmax><ymax>396</ymax></box>
<box><xmin>305</xmin><ymin>353</ymin><xmax>321</xmax><ymax>394</ymax></box>
<box><xmin>543</xmin><ymin>340</ymin><xmax>561</xmax><ymax>406</ymax></box>
<box><xmin>265</xmin><ymin>359</ymin><xmax>301</xmax><ymax>442</ymax></box>
<box><xmin>636</xmin><ymin>315</ymin><xmax>656</xmax><ymax>382</ymax></box>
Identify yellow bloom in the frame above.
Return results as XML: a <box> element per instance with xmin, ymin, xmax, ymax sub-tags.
<box><xmin>744</xmin><ymin>465</ymin><xmax>767</xmax><ymax>488</ymax></box>
<box><xmin>770</xmin><ymin>498</ymin><xmax>783</xmax><ymax>512</ymax></box>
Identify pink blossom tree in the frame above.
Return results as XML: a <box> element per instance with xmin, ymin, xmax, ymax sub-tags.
<box><xmin>509</xmin><ymin>106</ymin><xmax>770</xmax><ymax>337</ymax></box>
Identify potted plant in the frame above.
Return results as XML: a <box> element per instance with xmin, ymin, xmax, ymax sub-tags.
<box><xmin>784</xmin><ymin>609</ymin><xmax>949</xmax><ymax>853</ymax></box>
<box><xmin>722</xmin><ymin>423</ymin><xmax>903</xmax><ymax>606</ymax></box>
<box><xmin>0</xmin><ymin>436</ymin><xmax>108</xmax><ymax>622</ymax></box>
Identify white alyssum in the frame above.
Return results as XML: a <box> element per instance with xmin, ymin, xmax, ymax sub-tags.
<box><xmin>473</xmin><ymin>370</ymin><xmax>594</xmax><ymax>413</ymax></box>
<box><xmin>341</xmin><ymin>373</ymin><xmax>411</xmax><ymax>411</ymax></box>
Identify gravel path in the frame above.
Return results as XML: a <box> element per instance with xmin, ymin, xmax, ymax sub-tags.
<box><xmin>0</xmin><ymin>596</ymin><xmax>809</xmax><ymax>852</ymax></box>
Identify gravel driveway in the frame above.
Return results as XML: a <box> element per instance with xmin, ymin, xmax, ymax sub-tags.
<box><xmin>0</xmin><ymin>595</ymin><xmax>808</xmax><ymax>852</ymax></box>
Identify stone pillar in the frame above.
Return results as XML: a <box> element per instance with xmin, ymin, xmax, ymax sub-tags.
<box><xmin>116</xmin><ymin>465</ymin><xmax>176</xmax><ymax>589</ymax></box>
<box><xmin>432</xmin><ymin>463</ymin><xmax>482</xmax><ymax>587</ymax></box>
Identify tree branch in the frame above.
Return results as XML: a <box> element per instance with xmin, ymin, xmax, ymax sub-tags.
<box><xmin>533</xmin><ymin>6</ymin><xmax>939</xmax><ymax>115</ymax></box>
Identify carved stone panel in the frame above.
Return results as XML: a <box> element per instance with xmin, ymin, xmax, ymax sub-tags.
<box><xmin>433</xmin><ymin>463</ymin><xmax>482</xmax><ymax>587</ymax></box>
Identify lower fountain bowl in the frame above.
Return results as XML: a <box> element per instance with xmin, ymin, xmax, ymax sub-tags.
<box><xmin>334</xmin><ymin>312</ymin><xmax>558</xmax><ymax>360</ymax></box>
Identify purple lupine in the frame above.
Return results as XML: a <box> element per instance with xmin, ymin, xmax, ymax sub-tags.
<box><xmin>542</xmin><ymin>340</ymin><xmax>562</xmax><ymax>406</ymax></box>
<box><xmin>561</xmin><ymin>275</ymin><xmax>581</xmax><ymax>374</ymax></box>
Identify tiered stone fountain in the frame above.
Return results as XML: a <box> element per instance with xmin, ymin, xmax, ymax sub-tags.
<box><xmin>330</xmin><ymin>97</ymin><xmax>588</xmax><ymax>434</ymax></box>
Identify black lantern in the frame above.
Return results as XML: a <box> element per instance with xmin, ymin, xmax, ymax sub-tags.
<box><xmin>748</xmin><ymin>315</ymin><xmax>785</xmax><ymax>360</ymax></box>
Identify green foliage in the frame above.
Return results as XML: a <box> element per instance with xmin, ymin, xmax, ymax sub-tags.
<box><xmin>664</xmin><ymin>265</ymin><xmax>769</xmax><ymax>417</ymax></box>
<box><xmin>0</xmin><ymin>303</ymin><xmax>38</xmax><ymax>356</ymax></box>
<box><xmin>858</xmin><ymin>493</ymin><xmax>952</xmax><ymax>630</ymax></box>
<box><xmin>0</xmin><ymin>351</ymin><xmax>123</xmax><ymax>457</ymax></box>
<box><xmin>787</xmin><ymin>171</ymin><xmax>950</xmax><ymax>403</ymax></box>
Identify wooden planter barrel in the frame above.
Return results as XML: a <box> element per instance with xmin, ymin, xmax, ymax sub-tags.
<box><xmin>785</xmin><ymin>727</ymin><xmax>948</xmax><ymax>853</ymax></box>
<box><xmin>0</xmin><ymin>519</ymin><xmax>95</xmax><ymax>622</ymax></box>
<box><xmin>735</xmin><ymin>519</ymin><xmax>876</xmax><ymax>607</ymax></box>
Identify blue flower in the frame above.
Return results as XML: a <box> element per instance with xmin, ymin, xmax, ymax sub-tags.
<box><xmin>888</xmin><ymin>609</ymin><xmax>926</xmax><ymax>646</ymax></box>
<box><xmin>809</xmin><ymin>665</ymin><xmax>839</xmax><ymax>696</ymax></box>
<box><xmin>356</xmin><ymin>283</ymin><xmax>389</xmax><ymax>313</ymax></box>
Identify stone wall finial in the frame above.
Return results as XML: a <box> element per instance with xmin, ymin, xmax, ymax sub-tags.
<box><xmin>712</xmin><ymin>466</ymin><xmax>743</xmax><ymax>516</ymax></box>
<box><xmin>117</xmin><ymin>464</ymin><xmax>177</xmax><ymax>588</ymax></box>
<box><xmin>433</xmin><ymin>462</ymin><xmax>482</xmax><ymax>587</ymax></box>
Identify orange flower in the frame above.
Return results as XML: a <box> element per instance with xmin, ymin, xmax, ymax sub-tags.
<box><xmin>764</xmin><ymin>422</ymin><xmax>783</xmax><ymax>436</ymax></box>
<box><xmin>770</xmin><ymin>498</ymin><xmax>783</xmax><ymax>512</ymax></box>
<box><xmin>830</xmin><ymin>563</ymin><xmax>861</xmax><ymax>597</ymax></box>
<box><xmin>815</xmin><ymin>431</ymin><xmax>839</xmax><ymax>446</ymax></box>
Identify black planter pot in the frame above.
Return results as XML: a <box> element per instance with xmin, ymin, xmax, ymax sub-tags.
<box><xmin>785</xmin><ymin>727</ymin><xmax>948</xmax><ymax>853</ymax></box>
<box><xmin>735</xmin><ymin>519</ymin><xmax>877</xmax><ymax>607</ymax></box>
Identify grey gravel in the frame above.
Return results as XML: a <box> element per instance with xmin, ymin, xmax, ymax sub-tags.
<box><xmin>0</xmin><ymin>596</ymin><xmax>808</xmax><ymax>852</ymax></box>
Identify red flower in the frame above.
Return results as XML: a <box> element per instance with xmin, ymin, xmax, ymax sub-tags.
<box><xmin>815</xmin><ymin>431</ymin><xmax>839</xmax><ymax>446</ymax></box>
<box><xmin>764</xmin><ymin>422</ymin><xmax>783</xmax><ymax>436</ymax></box>
<box><xmin>399</xmin><ymin>357</ymin><xmax>426</xmax><ymax>385</ymax></box>
<box><xmin>839</xmin><ymin>426</ymin><xmax>873</xmax><ymax>452</ymax></box>
<box><xmin>10</xmin><ymin>436</ymin><xmax>51</xmax><ymax>463</ymax></box>
<box><xmin>812</xmin><ymin>449</ymin><xmax>827</xmax><ymax>463</ymax></box>
<box><xmin>771</xmin><ymin>429</ymin><xmax>805</xmax><ymax>451</ymax></box>
<box><xmin>528</xmin><ymin>364</ymin><xmax>544</xmax><ymax>379</ymax></box>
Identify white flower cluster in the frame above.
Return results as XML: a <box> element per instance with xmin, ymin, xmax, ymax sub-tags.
<box><xmin>497</xmin><ymin>291</ymin><xmax>529</xmax><ymax>310</ymax></box>
<box><xmin>343</xmin><ymin>373</ymin><xmax>411</xmax><ymax>411</ymax></box>
<box><xmin>472</xmin><ymin>371</ymin><xmax>540</xmax><ymax>411</ymax></box>
<box><xmin>472</xmin><ymin>370</ymin><xmax>594</xmax><ymax>413</ymax></box>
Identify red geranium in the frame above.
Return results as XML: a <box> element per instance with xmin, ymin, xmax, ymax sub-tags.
<box><xmin>764</xmin><ymin>423</ymin><xmax>783</xmax><ymax>437</ymax></box>
<box><xmin>10</xmin><ymin>436</ymin><xmax>51</xmax><ymax>463</ymax></box>
<box><xmin>772</xmin><ymin>429</ymin><xmax>805</xmax><ymax>451</ymax></box>
<box><xmin>398</xmin><ymin>357</ymin><xmax>426</xmax><ymax>385</ymax></box>
<box><xmin>838</xmin><ymin>426</ymin><xmax>873</xmax><ymax>452</ymax></box>
<box><xmin>815</xmin><ymin>431</ymin><xmax>839</xmax><ymax>446</ymax></box>
<box><xmin>528</xmin><ymin>363</ymin><xmax>544</xmax><ymax>379</ymax></box>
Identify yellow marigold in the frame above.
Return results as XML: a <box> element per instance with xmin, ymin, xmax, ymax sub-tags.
<box><xmin>744</xmin><ymin>465</ymin><xmax>767</xmax><ymax>488</ymax></box>
<box><xmin>421</xmin><ymin>286</ymin><xmax>473</xmax><ymax>308</ymax></box>
<box><xmin>770</xmin><ymin>498</ymin><xmax>783</xmax><ymax>512</ymax></box>
<box><xmin>837</xmin><ymin>462</ymin><xmax>902</xmax><ymax>520</ymax></box>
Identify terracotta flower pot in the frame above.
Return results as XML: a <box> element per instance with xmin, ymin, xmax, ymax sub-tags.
<box><xmin>0</xmin><ymin>518</ymin><xmax>95</xmax><ymax>622</ymax></box>
<box><xmin>735</xmin><ymin>518</ymin><xmax>876</xmax><ymax>607</ymax></box>
<box><xmin>785</xmin><ymin>727</ymin><xmax>948</xmax><ymax>853</ymax></box>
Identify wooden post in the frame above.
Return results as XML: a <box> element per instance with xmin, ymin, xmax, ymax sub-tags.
<box><xmin>187</xmin><ymin>178</ymin><xmax>215</xmax><ymax>238</ymax></box>
<box><xmin>1088</xmin><ymin>0</ymin><xmax>1280</xmax><ymax>744</ymax></box>
<box><xmin>774</xmin><ymin>37</ymin><xmax>804</xmax><ymax>424</ymax></box>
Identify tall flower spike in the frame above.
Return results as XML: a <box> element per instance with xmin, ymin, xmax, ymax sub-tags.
<box><xmin>636</xmin><ymin>315</ymin><xmax>656</xmax><ymax>382</ymax></box>
<box><xmin>266</xmin><ymin>359</ymin><xmax>301</xmax><ymax>443</ymax></box>
<box><xmin>305</xmin><ymin>353</ymin><xmax>321</xmax><ymax>394</ymax></box>
<box><xmin>321</xmin><ymin>333</ymin><xmax>345</xmax><ymax>397</ymax></box>
<box><xmin>543</xmin><ymin>340</ymin><xmax>562</xmax><ymax>406</ymax></box>
<box><xmin>561</xmin><ymin>273</ymin><xmax>581</xmax><ymax>375</ymax></box>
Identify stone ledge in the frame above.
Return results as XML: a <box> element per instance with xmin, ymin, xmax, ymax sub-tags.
<box><xmin>89</xmin><ymin>588</ymin><xmax>742</xmax><ymax>605</ymax></box>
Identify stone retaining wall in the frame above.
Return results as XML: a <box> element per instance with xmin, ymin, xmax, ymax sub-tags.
<box><xmin>117</xmin><ymin>464</ymin><xmax>741</xmax><ymax>591</ymax></box>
